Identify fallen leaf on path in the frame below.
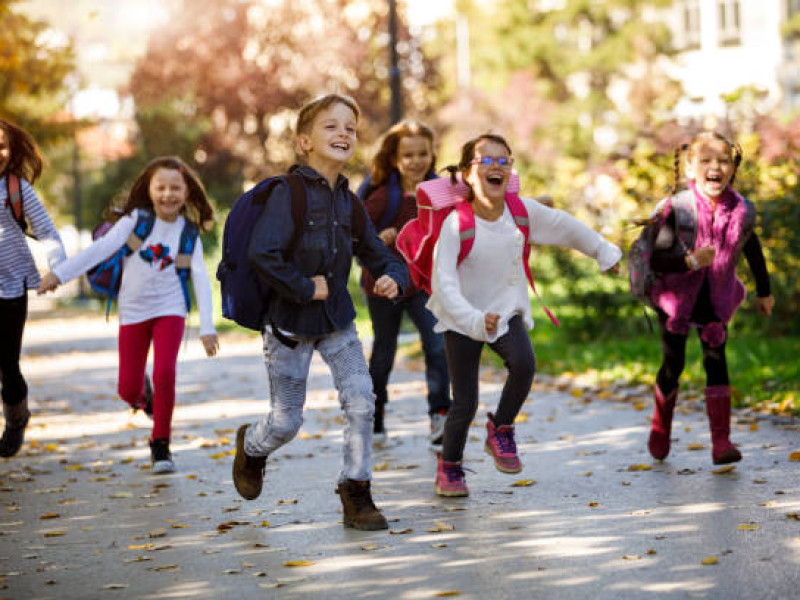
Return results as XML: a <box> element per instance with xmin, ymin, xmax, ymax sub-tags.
<box><xmin>278</xmin><ymin>499</ymin><xmax>298</xmax><ymax>505</ymax></box>
<box><xmin>149</xmin><ymin>565</ymin><xmax>180</xmax><ymax>572</ymax></box>
<box><xmin>39</xmin><ymin>513</ymin><xmax>60</xmax><ymax>520</ymax></box>
<box><xmin>622</xmin><ymin>555</ymin><xmax>641</xmax><ymax>560</ymax></box>
<box><xmin>511</xmin><ymin>479</ymin><xmax>536</xmax><ymax>487</ymax></box>
<box><xmin>102</xmin><ymin>583</ymin><xmax>128</xmax><ymax>589</ymax></box>
<box><xmin>128</xmin><ymin>544</ymin><xmax>155</xmax><ymax>550</ymax></box>
<box><xmin>149</xmin><ymin>529</ymin><xmax>167</xmax><ymax>538</ymax></box>
<box><xmin>750</xmin><ymin>423</ymin><xmax>759</xmax><ymax>431</ymax></box>
<box><xmin>361</xmin><ymin>543</ymin><xmax>379</xmax><ymax>551</ymax></box>
<box><xmin>110</xmin><ymin>492</ymin><xmax>133</xmax><ymax>499</ymax></box>
<box><xmin>627</xmin><ymin>464</ymin><xmax>652</xmax><ymax>472</ymax></box>
<box><xmin>588</xmin><ymin>502</ymin><xmax>599</xmax><ymax>507</ymax></box>
<box><xmin>389</xmin><ymin>528</ymin><xmax>413</xmax><ymax>535</ymax></box>
<box><xmin>789</xmin><ymin>452</ymin><xmax>800</xmax><ymax>462</ymax></box>
<box><xmin>431</xmin><ymin>543</ymin><xmax>448</xmax><ymax>548</ymax></box>
<box><xmin>43</xmin><ymin>531</ymin><xmax>66</xmax><ymax>537</ymax></box>
<box><xmin>712</xmin><ymin>465</ymin><xmax>736</xmax><ymax>475</ymax></box>
<box><xmin>738</xmin><ymin>523</ymin><xmax>760</xmax><ymax>531</ymax></box>
<box><xmin>434</xmin><ymin>592</ymin><xmax>461</xmax><ymax>597</ymax></box>
<box><xmin>701</xmin><ymin>556</ymin><xmax>718</xmax><ymax>565</ymax></box>
<box><xmin>373</xmin><ymin>461</ymin><xmax>388</xmax><ymax>471</ymax></box>
<box><xmin>687</xmin><ymin>443</ymin><xmax>705</xmax><ymax>451</ymax></box>
<box><xmin>283</xmin><ymin>560</ymin><xmax>315</xmax><ymax>568</ymax></box>
<box><xmin>427</xmin><ymin>521</ymin><xmax>455</xmax><ymax>533</ymax></box>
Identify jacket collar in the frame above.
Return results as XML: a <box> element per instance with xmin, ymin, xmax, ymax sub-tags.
<box><xmin>290</xmin><ymin>164</ymin><xmax>350</xmax><ymax>193</ymax></box>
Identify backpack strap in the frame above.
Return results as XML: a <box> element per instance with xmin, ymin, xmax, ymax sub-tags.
<box><xmin>375</xmin><ymin>172</ymin><xmax>403</xmax><ymax>231</ymax></box>
<box><xmin>175</xmin><ymin>220</ymin><xmax>200</xmax><ymax>312</ymax></box>
<box><xmin>126</xmin><ymin>209</ymin><xmax>156</xmax><ymax>254</ymax></box>
<box><xmin>505</xmin><ymin>193</ymin><xmax>559</xmax><ymax>326</ymax></box>
<box><xmin>5</xmin><ymin>174</ymin><xmax>27</xmax><ymax>233</ymax></box>
<box><xmin>454</xmin><ymin>194</ymin><xmax>559</xmax><ymax>326</ymax></box>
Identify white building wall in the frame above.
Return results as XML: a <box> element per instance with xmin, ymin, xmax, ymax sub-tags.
<box><xmin>669</xmin><ymin>1</ymin><xmax>798</xmax><ymax>119</ymax></box>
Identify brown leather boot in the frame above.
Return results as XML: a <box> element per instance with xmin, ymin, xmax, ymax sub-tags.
<box><xmin>335</xmin><ymin>479</ymin><xmax>388</xmax><ymax>531</ymax></box>
<box><xmin>648</xmin><ymin>385</ymin><xmax>678</xmax><ymax>460</ymax></box>
<box><xmin>232</xmin><ymin>424</ymin><xmax>267</xmax><ymax>500</ymax></box>
<box><xmin>705</xmin><ymin>385</ymin><xmax>742</xmax><ymax>465</ymax></box>
<box><xmin>0</xmin><ymin>398</ymin><xmax>31</xmax><ymax>458</ymax></box>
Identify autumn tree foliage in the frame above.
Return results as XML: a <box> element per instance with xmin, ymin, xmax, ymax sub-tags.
<box><xmin>124</xmin><ymin>0</ymin><xmax>440</xmax><ymax>204</ymax></box>
<box><xmin>0</xmin><ymin>0</ymin><xmax>76</xmax><ymax>143</ymax></box>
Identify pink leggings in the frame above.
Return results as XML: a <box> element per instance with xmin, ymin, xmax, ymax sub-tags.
<box><xmin>118</xmin><ymin>316</ymin><xmax>185</xmax><ymax>440</ymax></box>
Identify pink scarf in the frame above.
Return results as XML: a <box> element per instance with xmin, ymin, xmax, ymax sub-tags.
<box><xmin>651</xmin><ymin>182</ymin><xmax>752</xmax><ymax>346</ymax></box>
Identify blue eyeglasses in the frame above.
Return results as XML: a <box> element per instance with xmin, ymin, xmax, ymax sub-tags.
<box><xmin>470</xmin><ymin>156</ymin><xmax>515</xmax><ymax>167</ymax></box>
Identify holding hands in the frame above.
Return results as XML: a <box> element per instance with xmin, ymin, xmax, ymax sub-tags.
<box><xmin>38</xmin><ymin>272</ymin><xmax>61</xmax><ymax>294</ymax></box>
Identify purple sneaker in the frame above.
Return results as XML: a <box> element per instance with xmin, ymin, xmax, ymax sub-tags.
<box><xmin>435</xmin><ymin>455</ymin><xmax>469</xmax><ymax>497</ymax></box>
<box><xmin>485</xmin><ymin>412</ymin><xmax>522</xmax><ymax>473</ymax></box>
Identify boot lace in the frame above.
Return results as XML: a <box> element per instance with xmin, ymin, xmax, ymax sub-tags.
<box><xmin>494</xmin><ymin>427</ymin><xmax>517</xmax><ymax>454</ymax></box>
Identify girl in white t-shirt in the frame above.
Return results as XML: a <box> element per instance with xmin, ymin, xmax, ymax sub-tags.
<box><xmin>429</xmin><ymin>134</ymin><xmax>621</xmax><ymax>497</ymax></box>
<box><xmin>38</xmin><ymin>156</ymin><xmax>219</xmax><ymax>473</ymax></box>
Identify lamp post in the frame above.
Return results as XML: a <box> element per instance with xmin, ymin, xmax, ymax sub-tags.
<box><xmin>388</xmin><ymin>0</ymin><xmax>403</xmax><ymax>124</ymax></box>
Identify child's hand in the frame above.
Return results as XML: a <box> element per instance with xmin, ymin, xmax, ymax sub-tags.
<box><xmin>373</xmin><ymin>275</ymin><xmax>398</xmax><ymax>299</ymax></box>
<box><xmin>201</xmin><ymin>334</ymin><xmax>219</xmax><ymax>357</ymax></box>
<box><xmin>484</xmin><ymin>312</ymin><xmax>500</xmax><ymax>335</ymax></box>
<box><xmin>312</xmin><ymin>275</ymin><xmax>329</xmax><ymax>300</ymax></box>
<box><xmin>755</xmin><ymin>295</ymin><xmax>774</xmax><ymax>317</ymax></box>
<box><xmin>37</xmin><ymin>272</ymin><xmax>61</xmax><ymax>294</ymax></box>
<box><xmin>378</xmin><ymin>227</ymin><xmax>398</xmax><ymax>246</ymax></box>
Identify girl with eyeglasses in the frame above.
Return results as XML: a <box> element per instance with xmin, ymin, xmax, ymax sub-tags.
<box><xmin>427</xmin><ymin>133</ymin><xmax>622</xmax><ymax>497</ymax></box>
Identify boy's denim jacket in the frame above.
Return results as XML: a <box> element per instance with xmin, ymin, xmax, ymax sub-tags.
<box><xmin>248</xmin><ymin>165</ymin><xmax>409</xmax><ymax>337</ymax></box>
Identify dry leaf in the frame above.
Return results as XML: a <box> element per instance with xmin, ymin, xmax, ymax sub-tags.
<box><xmin>622</xmin><ymin>555</ymin><xmax>641</xmax><ymax>560</ymax></box>
<box><xmin>149</xmin><ymin>565</ymin><xmax>180</xmax><ymax>572</ymax></box>
<box><xmin>588</xmin><ymin>501</ymin><xmax>599</xmax><ymax>507</ymax></box>
<box><xmin>361</xmin><ymin>543</ymin><xmax>379</xmax><ymax>551</ymax></box>
<box><xmin>373</xmin><ymin>461</ymin><xmax>388</xmax><ymax>471</ymax></box>
<box><xmin>103</xmin><ymin>583</ymin><xmax>128</xmax><ymax>589</ymax></box>
<box><xmin>39</xmin><ymin>513</ymin><xmax>60</xmax><ymax>520</ymax></box>
<box><xmin>749</xmin><ymin>423</ymin><xmax>759</xmax><ymax>431</ymax></box>
<box><xmin>128</xmin><ymin>544</ymin><xmax>155</xmax><ymax>550</ymax></box>
<box><xmin>788</xmin><ymin>452</ymin><xmax>800</xmax><ymax>462</ymax></box>
<box><xmin>627</xmin><ymin>464</ymin><xmax>652</xmax><ymax>472</ymax></box>
<box><xmin>511</xmin><ymin>479</ymin><xmax>536</xmax><ymax>487</ymax></box>
<box><xmin>278</xmin><ymin>499</ymin><xmax>298</xmax><ymax>505</ymax></box>
<box><xmin>149</xmin><ymin>528</ymin><xmax>167</xmax><ymax>538</ymax></box>
<box><xmin>434</xmin><ymin>592</ymin><xmax>461</xmax><ymax>597</ymax></box>
<box><xmin>389</xmin><ymin>528</ymin><xmax>413</xmax><ymax>535</ymax></box>
<box><xmin>701</xmin><ymin>556</ymin><xmax>718</xmax><ymax>565</ymax></box>
<box><xmin>431</xmin><ymin>543</ymin><xmax>448</xmax><ymax>548</ymax></box>
<box><xmin>738</xmin><ymin>523</ymin><xmax>760</xmax><ymax>531</ymax></box>
<box><xmin>712</xmin><ymin>465</ymin><xmax>736</xmax><ymax>475</ymax></box>
<box><xmin>43</xmin><ymin>531</ymin><xmax>66</xmax><ymax>537</ymax></box>
<box><xmin>687</xmin><ymin>443</ymin><xmax>705</xmax><ymax>451</ymax></box>
<box><xmin>427</xmin><ymin>521</ymin><xmax>455</xmax><ymax>533</ymax></box>
<box><xmin>283</xmin><ymin>560</ymin><xmax>315</xmax><ymax>568</ymax></box>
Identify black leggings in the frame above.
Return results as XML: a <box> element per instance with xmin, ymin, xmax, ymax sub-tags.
<box><xmin>656</xmin><ymin>311</ymin><xmax>729</xmax><ymax>396</ymax></box>
<box><xmin>441</xmin><ymin>315</ymin><xmax>535</xmax><ymax>463</ymax></box>
<box><xmin>0</xmin><ymin>294</ymin><xmax>28</xmax><ymax>406</ymax></box>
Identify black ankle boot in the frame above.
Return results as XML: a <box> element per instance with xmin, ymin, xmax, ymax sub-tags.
<box><xmin>0</xmin><ymin>399</ymin><xmax>31</xmax><ymax>458</ymax></box>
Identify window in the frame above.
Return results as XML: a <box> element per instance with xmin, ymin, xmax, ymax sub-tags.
<box><xmin>681</xmin><ymin>0</ymin><xmax>701</xmax><ymax>50</ymax></box>
<box><xmin>718</xmin><ymin>0</ymin><xmax>741</xmax><ymax>46</ymax></box>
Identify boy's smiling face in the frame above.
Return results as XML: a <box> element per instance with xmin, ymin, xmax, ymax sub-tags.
<box><xmin>297</xmin><ymin>102</ymin><xmax>357</xmax><ymax>168</ymax></box>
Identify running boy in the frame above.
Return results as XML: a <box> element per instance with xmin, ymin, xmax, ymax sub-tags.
<box><xmin>232</xmin><ymin>94</ymin><xmax>409</xmax><ymax>531</ymax></box>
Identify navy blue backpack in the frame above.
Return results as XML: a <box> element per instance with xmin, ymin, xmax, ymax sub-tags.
<box><xmin>217</xmin><ymin>174</ymin><xmax>307</xmax><ymax>331</ymax></box>
<box><xmin>217</xmin><ymin>171</ymin><xmax>370</xmax><ymax>331</ymax></box>
<box><xmin>88</xmin><ymin>208</ymin><xmax>199</xmax><ymax>318</ymax></box>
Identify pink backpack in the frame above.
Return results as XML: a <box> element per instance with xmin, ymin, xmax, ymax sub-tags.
<box><xmin>396</xmin><ymin>173</ymin><xmax>559</xmax><ymax>325</ymax></box>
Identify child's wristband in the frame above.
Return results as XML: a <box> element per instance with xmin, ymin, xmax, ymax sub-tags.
<box><xmin>686</xmin><ymin>253</ymin><xmax>700</xmax><ymax>270</ymax></box>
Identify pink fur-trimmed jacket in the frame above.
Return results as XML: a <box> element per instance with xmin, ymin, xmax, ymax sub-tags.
<box><xmin>650</xmin><ymin>182</ymin><xmax>755</xmax><ymax>346</ymax></box>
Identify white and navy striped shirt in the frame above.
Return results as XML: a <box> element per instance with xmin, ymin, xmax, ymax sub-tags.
<box><xmin>0</xmin><ymin>175</ymin><xmax>66</xmax><ymax>299</ymax></box>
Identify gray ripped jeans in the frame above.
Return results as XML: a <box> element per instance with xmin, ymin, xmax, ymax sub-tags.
<box><xmin>244</xmin><ymin>323</ymin><xmax>375</xmax><ymax>483</ymax></box>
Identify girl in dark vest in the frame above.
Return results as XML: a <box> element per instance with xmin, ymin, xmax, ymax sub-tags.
<box><xmin>361</xmin><ymin>120</ymin><xmax>451</xmax><ymax>447</ymax></box>
<box><xmin>648</xmin><ymin>131</ymin><xmax>774</xmax><ymax>465</ymax></box>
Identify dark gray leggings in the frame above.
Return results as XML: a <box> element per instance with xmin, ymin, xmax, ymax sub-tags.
<box><xmin>441</xmin><ymin>315</ymin><xmax>536</xmax><ymax>463</ymax></box>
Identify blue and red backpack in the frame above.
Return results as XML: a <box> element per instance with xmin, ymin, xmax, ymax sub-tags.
<box><xmin>396</xmin><ymin>173</ymin><xmax>559</xmax><ymax>325</ymax></box>
<box><xmin>87</xmin><ymin>208</ymin><xmax>198</xmax><ymax>318</ymax></box>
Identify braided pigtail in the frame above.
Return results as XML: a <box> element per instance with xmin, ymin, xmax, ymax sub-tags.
<box><xmin>443</xmin><ymin>165</ymin><xmax>460</xmax><ymax>185</ymax></box>
<box><xmin>729</xmin><ymin>141</ymin><xmax>743</xmax><ymax>187</ymax></box>
<box><xmin>671</xmin><ymin>143</ymin><xmax>688</xmax><ymax>196</ymax></box>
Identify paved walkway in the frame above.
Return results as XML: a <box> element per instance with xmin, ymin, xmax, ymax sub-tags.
<box><xmin>1</xmin><ymin>310</ymin><xmax>799</xmax><ymax>599</ymax></box>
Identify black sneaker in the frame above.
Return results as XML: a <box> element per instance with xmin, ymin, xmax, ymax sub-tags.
<box><xmin>150</xmin><ymin>438</ymin><xmax>174</xmax><ymax>474</ymax></box>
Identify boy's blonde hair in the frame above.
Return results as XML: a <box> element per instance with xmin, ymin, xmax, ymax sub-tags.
<box><xmin>296</xmin><ymin>93</ymin><xmax>360</xmax><ymax>136</ymax></box>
